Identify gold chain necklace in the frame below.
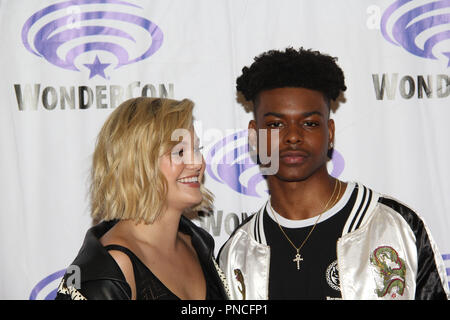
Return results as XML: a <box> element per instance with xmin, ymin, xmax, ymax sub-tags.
<box><xmin>269</xmin><ymin>179</ymin><xmax>341</xmax><ymax>270</ymax></box>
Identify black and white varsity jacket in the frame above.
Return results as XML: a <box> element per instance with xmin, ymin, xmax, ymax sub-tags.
<box><xmin>218</xmin><ymin>182</ymin><xmax>450</xmax><ymax>300</ymax></box>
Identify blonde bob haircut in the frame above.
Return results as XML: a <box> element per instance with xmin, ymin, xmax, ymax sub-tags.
<box><xmin>90</xmin><ymin>97</ymin><xmax>213</xmax><ymax>224</ymax></box>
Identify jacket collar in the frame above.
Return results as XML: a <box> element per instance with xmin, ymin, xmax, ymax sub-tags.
<box><xmin>247</xmin><ymin>182</ymin><xmax>380</xmax><ymax>245</ymax></box>
<box><xmin>341</xmin><ymin>182</ymin><xmax>379</xmax><ymax>236</ymax></box>
<box><xmin>179</xmin><ymin>215</ymin><xmax>216</xmax><ymax>266</ymax></box>
<box><xmin>72</xmin><ymin>215</ymin><xmax>216</xmax><ymax>284</ymax></box>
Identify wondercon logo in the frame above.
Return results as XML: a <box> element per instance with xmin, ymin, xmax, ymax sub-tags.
<box><xmin>29</xmin><ymin>269</ymin><xmax>66</xmax><ymax>300</ymax></box>
<box><xmin>381</xmin><ymin>0</ymin><xmax>450</xmax><ymax>67</ymax></box>
<box><xmin>206</xmin><ymin>130</ymin><xmax>265</xmax><ymax>198</ymax></box>
<box><xmin>205</xmin><ymin>130</ymin><xmax>345</xmax><ymax>198</ymax></box>
<box><xmin>21</xmin><ymin>0</ymin><xmax>163</xmax><ymax>79</ymax></box>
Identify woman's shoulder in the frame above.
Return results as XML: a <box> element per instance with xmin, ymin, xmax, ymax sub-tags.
<box><xmin>55</xmin><ymin>220</ymin><xmax>132</xmax><ymax>300</ymax></box>
<box><xmin>55</xmin><ymin>276</ymin><xmax>131</xmax><ymax>300</ymax></box>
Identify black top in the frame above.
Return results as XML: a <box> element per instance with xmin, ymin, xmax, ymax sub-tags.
<box><xmin>264</xmin><ymin>185</ymin><xmax>357</xmax><ymax>300</ymax></box>
<box><xmin>103</xmin><ymin>244</ymin><xmax>219</xmax><ymax>300</ymax></box>
<box><xmin>55</xmin><ymin>216</ymin><xmax>228</xmax><ymax>300</ymax></box>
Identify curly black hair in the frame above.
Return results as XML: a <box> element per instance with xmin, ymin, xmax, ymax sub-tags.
<box><xmin>236</xmin><ymin>47</ymin><xmax>347</xmax><ymax>110</ymax></box>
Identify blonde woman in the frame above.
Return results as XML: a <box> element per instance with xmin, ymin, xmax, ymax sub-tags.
<box><xmin>56</xmin><ymin>97</ymin><xmax>228</xmax><ymax>300</ymax></box>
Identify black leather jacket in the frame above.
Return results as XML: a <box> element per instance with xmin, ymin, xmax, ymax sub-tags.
<box><xmin>55</xmin><ymin>216</ymin><xmax>228</xmax><ymax>300</ymax></box>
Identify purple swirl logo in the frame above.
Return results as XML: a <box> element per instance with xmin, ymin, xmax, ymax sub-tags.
<box><xmin>381</xmin><ymin>0</ymin><xmax>450</xmax><ymax>66</ymax></box>
<box><xmin>205</xmin><ymin>130</ymin><xmax>345</xmax><ymax>198</ymax></box>
<box><xmin>29</xmin><ymin>269</ymin><xmax>66</xmax><ymax>300</ymax></box>
<box><xmin>22</xmin><ymin>0</ymin><xmax>163</xmax><ymax>79</ymax></box>
<box><xmin>443</xmin><ymin>253</ymin><xmax>450</xmax><ymax>288</ymax></box>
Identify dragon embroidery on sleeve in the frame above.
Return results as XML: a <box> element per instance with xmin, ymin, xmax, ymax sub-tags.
<box><xmin>370</xmin><ymin>246</ymin><xmax>406</xmax><ymax>298</ymax></box>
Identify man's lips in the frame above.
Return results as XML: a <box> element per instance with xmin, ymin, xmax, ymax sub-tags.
<box><xmin>279</xmin><ymin>150</ymin><xmax>308</xmax><ymax>164</ymax></box>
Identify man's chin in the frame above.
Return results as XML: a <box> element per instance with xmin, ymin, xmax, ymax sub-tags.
<box><xmin>265</xmin><ymin>160</ymin><xmax>328</xmax><ymax>182</ymax></box>
<box><xmin>269</xmin><ymin>172</ymin><xmax>310</xmax><ymax>183</ymax></box>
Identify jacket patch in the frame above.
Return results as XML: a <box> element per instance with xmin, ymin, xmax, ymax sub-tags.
<box><xmin>57</xmin><ymin>278</ymin><xmax>87</xmax><ymax>300</ymax></box>
<box><xmin>370</xmin><ymin>246</ymin><xmax>406</xmax><ymax>298</ymax></box>
<box><xmin>326</xmin><ymin>260</ymin><xmax>341</xmax><ymax>291</ymax></box>
<box><xmin>233</xmin><ymin>269</ymin><xmax>246</xmax><ymax>300</ymax></box>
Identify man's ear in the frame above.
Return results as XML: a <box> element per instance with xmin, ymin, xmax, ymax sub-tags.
<box><xmin>248</xmin><ymin>120</ymin><xmax>257</xmax><ymax>150</ymax></box>
<box><xmin>328</xmin><ymin>118</ymin><xmax>335</xmax><ymax>148</ymax></box>
<box><xmin>327</xmin><ymin>118</ymin><xmax>335</xmax><ymax>159</ymax></box>
<box><xmin>248</xmin><ymin>120</ymin><xmax>259</xmax><ymax>164</ymax></box>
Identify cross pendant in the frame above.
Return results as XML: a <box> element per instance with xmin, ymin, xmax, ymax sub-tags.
<box><xmin>293</xmin><ymin>252</ymin><xmax>303</xmax><ymax>270</ymax></box>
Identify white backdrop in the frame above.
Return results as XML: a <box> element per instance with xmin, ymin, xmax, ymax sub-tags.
<box><xmin>0</xmin><ymin>0</ymin><xmax>449</xmax><ymax>299</ymax></box>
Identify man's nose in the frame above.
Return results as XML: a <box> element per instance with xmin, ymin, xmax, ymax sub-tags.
<box><xmin>284</xmin><ymin>125</ymin><xmax>303</xmax><ymax>145</ymax></box>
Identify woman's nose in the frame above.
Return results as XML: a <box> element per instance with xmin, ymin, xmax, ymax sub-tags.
<box><xmin>184</xmin><ymin>148</ymin><xmax>203</xmax><ymax>168</ymax></box>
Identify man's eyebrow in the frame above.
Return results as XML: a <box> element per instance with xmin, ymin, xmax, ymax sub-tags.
<box><xmin>263</xmin><ymin>112</ymin><xmax>284</xmax><ymax>118</ymax></box>
<box><xmin>263</xmin><ymin>110</ymin><xmax>324</xmax><ymax>118</ymax></box>
<box><xmin>302</xmin><ymin>110</ymin><xmax>324</xmax><ymax>117</ymax></box>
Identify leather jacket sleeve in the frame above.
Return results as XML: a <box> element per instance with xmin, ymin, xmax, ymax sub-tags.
<box><xmin>81</xmin><ymin>280</ymin><xmax>131</xmax><ymax>300</ymax></box>
<box><xmin>55</xmin><ymin>278</ymin><xmax>132</xmax><ymax>300</ymax></box>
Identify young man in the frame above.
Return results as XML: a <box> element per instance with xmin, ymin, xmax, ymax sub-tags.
<box><xmin>218</xmin><ymin>47</ymin><xmax>449</xmax><ymax>300</ymax></box>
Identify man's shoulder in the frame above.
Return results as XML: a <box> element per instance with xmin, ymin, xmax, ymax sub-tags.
<box><xmin>217</xmin><ymin>211</ymin><xmax>259</xmax><ymax>260</ymax></box>
<box><xmin>378</xmin><ymin>194</ymin><xmax>418</xmax><ymax>215</ymax></box>
<box><xmin>352</xmin><ymin>182</ymin><xmax>415</xmax><ymax>214</ymax></box>
<box><xmin>377</xmin><ymin>194</ymin><xmax>424</xmax><ymax>231</ymax></box>
<box><xmin>354</xmin><ymin>183</ymin><xmax>426</xmax><ymax>235</ymax></box>
<box><xmin>232</xmin><ymin>212</ymin><xmax>257</xmax><ymax>236</ymax></box>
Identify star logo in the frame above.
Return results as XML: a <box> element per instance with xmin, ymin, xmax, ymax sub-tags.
<box><xmin>83</xmin><ymin>55</ymin><xmax>110</xmax><ymax>79</ymax></box>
